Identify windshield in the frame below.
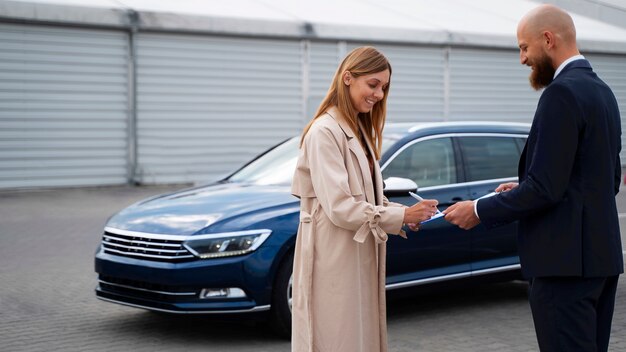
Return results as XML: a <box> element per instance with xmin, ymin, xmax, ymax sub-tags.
<box><xmin>228</xmin><ymin>137</ymin><xmax>300</xmax><ymax>185</ymax></box>
<box><xmin>228</xmin><ymin>135</ymin><xmax>400</xmax><ymax>185</ymax></box>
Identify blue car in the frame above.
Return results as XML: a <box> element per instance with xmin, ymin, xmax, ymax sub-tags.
<box><xmin>95</xmin><ymin>121</ymin><xmax>530</xmax><ymax>336</ymax></box>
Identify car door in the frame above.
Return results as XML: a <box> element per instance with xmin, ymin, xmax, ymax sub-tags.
<box><xmin>381</xmin><ymin>135</ymin><xmax>472</xmax><ymax>286</ymax></box>
<box><xmin>456</xmin><ymin>134</ymin><xmax>526</xmax><ymax>271</ymax></box>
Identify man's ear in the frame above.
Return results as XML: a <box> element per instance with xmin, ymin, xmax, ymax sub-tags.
<box><xmin>343</xmin><ymin>71</ymin><xmax>352</xmax><ymax>86</ymax></box>
<box><xmin>543</xmin><ymin>31</ymin><xmax>555</xmax><ymax>49</ymax></box>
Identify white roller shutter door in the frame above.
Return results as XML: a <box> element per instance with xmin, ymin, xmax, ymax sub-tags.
<box><xmin>306</xmin><ymin>41</ymin><xmax>341</xmax><ymax>120</ymax></box>
<box><xmin>346</xmin><ymin>43</ymin><xmax>446</xmax><ymax>123</ymax></box>
<box><xmin>136</xmin><ymin>34</ymin><xmax>303</xmax><ymax>184</ymax></box>
<box><xmin>374</xmin><ymin>44</ymin><xmax>446</xmax><ymax>123</ymax></box>
<box><xmin>448</xmin><ymin>48</ymin><xmax>540</xmax><ymax>122</ymax></box>
<box><xmin>0</xmin><ymin>23</ymin><xmax>128</xmax><ymax>189</ymax></box>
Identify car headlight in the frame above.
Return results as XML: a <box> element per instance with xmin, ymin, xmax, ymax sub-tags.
<box><xmin>183</xmin><ymin>229</ymin><xmax>271</xmax><ymax>259</ymax></box>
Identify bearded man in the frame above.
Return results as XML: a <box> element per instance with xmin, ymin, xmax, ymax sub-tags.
<box><xmin>444</xmin><ymin>4</ymin><xmax>623</xmax><ymax>351</ymax></box>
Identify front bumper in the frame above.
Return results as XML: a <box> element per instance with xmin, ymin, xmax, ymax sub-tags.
<box><xmin>94</xmin><ymin>247</ymin><xmax>274</xmax><ymax>314</ymax></box>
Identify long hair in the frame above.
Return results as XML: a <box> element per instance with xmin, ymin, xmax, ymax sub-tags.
<box><xmin>300</xmin><ymin>46</ymin><xmax>392</xmax><ymax>160</ymax></box>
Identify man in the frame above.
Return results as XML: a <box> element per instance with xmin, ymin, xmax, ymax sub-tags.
<box><xmin>444</xmin><ymin>4</ymin><xmax>623</xmax><ymax>351</ymax></box>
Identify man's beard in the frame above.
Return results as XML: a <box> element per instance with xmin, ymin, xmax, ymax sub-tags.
<box><xmin>528</xmin><ymin>52</ymin><xmax>555</xmax><ymax>90</ymax></box>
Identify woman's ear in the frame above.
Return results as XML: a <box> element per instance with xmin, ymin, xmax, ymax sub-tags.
<box><xmin>343</xmin><ymin>71</ymin><xmax>352</xmax><ymax>86</ymax></box>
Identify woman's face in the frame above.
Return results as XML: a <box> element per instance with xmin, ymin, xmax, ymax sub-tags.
<box><xmin>344</xmin><ymin>69</ymin><xmax>390</xmax><ymax>114</ymax></box>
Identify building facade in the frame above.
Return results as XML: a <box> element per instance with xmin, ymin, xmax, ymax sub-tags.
<box><xmin>1</xmin><ymin>0</ymin><xmax>625</xmax><ymax>189</ymax></box>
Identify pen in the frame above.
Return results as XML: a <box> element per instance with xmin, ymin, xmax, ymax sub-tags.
<box><xmin>408</xmin><ymin>191</ymin><xmax>442</xmax><ymax>214</ymax></box>
<box><xmin>477</xmin><ymin>191</ymin><xmax>499</xmax><ymax>200</ymax></box>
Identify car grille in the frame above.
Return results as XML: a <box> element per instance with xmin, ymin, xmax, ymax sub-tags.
<box><xmin>98</xmin><ymin>275</ymin><xmax>197</xmax><ymax>302</ymax></box>
<box><xmin>102</xmin><ymin>228</ymin><xmax>195</xmax><ymax>262</ymax></box>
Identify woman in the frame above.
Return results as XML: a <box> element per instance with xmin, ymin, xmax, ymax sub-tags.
<box><xmin>291</xmin><ymin>46</ymin><xmax>438</xmax><ymax>351</ymax></box>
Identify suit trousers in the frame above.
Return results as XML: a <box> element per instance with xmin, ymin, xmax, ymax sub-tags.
<box><xmin>528</xmin><ymin>275</ymin><xmax>619</xmax><ymax>352</ymax></box>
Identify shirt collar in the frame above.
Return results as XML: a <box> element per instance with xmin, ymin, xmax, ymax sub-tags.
<box><xmin>554</xmin><ymin>54</ymin><xmax>585</xmax><ymax>79</ymax></box>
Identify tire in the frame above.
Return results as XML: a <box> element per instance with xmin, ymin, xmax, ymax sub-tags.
<box><xmin>269</xmin><ymin>250</ymin><xmax>293</xmax><ymax>339</ymax></box>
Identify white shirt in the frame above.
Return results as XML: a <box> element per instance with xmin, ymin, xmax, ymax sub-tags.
<box><xmin>472</xmin><ymin>54</ymin><xmax>585</xmax><ymax>220</ymax></box>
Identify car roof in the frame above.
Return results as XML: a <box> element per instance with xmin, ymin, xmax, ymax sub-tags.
<box><xmin>384</xmin><ymin>121</ymin><xmax>531</xmax><ymax>140</ymax></box>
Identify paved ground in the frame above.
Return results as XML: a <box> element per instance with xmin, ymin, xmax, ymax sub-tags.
<box><xmin>1</xmin><ymin>183</ymin><xmax>625</xmax><ymax>352</ymax></box>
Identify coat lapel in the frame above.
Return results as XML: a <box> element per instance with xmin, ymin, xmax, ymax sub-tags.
<box><xmin>358</xmin><ymin>120</ymin><xmax>382</xmax><ymax>205</ymax></box>
<box><xmin>326</xmin><ymin>107</ymin><xmax>376</xmax><ymax>204</ymax></box>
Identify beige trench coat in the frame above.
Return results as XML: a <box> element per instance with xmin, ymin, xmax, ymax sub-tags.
<box><xmin>291</xmin><ymin>107</ymin><xmax>406</xmax><ymax>352</ymax></box>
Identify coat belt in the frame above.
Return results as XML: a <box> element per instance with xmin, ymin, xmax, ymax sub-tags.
<box><xmin>353</xmin><ymin>207</ymin><xmax>388</xmax><ymax>244</ymax></box>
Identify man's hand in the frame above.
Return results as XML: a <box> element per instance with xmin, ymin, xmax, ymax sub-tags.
<box><xmin>443</xmin><ymin>201</ymin><xmax>480</xmax><ymax>230</ymax></box>
<box><xmin>496</xmin><ymin>182</ymin><xmax>518</xmax><ymax>193</ymax></box>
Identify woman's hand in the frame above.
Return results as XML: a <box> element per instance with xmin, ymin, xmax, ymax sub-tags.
<box><xmin>405</xmin><ymin>223</ymin><xmax>421</xmax><ymax>232</ymax></box>
<box><xmin>403</xmin><ymin>199</ymin><xmax>439</xmax><ymax>225</ymax></box>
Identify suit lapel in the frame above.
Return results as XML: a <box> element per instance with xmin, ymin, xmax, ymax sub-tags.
<box><xmin>518</xmin><ymin>142</ymin><xmax>528</xmax><ymax>181</ymax></box>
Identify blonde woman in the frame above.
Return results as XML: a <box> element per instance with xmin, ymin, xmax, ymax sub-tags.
<box><xmin>291</xmin><ymin>46</ymin><xmax>438</xmax><ymax>351</ymax></box>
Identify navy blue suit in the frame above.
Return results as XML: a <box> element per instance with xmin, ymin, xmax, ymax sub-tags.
<box><xmin>477</xmin><ymin>59</ymin><xmax>623</xmax><ymax>351</ymax></box>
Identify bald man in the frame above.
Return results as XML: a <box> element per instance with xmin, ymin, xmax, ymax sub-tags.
<box><xmin>444</xmin><ymin>5</ymin><xmax>623</xmax><ymax>351</ymax></box>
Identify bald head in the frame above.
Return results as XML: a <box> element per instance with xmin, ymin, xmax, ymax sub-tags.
<box><xmin>518</xmin><ymin>4</ymin><xmax>577</xmax><ymax>48</ymax></box>
<box><xmin>516</xmin><ymin>5</ymin><xmax>580</xmax><ymax>89</ymax></box>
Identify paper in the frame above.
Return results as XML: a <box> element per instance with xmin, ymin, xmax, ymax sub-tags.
<box><xmin>420</xmin><ymin>212</ymin><xmax>445</xmax><ymax>224</ymax></box>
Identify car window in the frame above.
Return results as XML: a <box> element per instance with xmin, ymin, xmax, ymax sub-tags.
<box><xmin>228</xmin><ymin>137</ymin><xmax>300</xmax><ymax>185</ymax></box>
<box><xmin>515</xmin><ymin>137</ymin><xmax>527</xmax><ymax>152</ymax></box>
<box><xmin>382</xmin><ymin>137</ymin><xmax>456</xmax><ymax>188</ymax></box>
<box><xmin>458</xmin><ymin>136</ymin><xmax>521</xmax><ymax>182</ymax></box>
<box><xmin>228</xmin><ymin>135</ymin><xmax>401</xmax><ymax>186</ymax></box>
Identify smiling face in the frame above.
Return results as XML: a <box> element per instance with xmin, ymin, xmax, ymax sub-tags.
<box><xmin>517</xmin><ymin>12</ymin><xmax>557</xmax><ymax>90</ymax></box>
<box><xmin>344</xmin><ymin>69</ymin><xmax>390</xmax><ymax>114</ymax></box>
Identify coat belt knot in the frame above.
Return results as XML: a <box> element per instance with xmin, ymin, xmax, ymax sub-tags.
<box><xmin>353</xmin><ymin>208</ymin><xmax>388</xmax><ymax>244</ymax></box>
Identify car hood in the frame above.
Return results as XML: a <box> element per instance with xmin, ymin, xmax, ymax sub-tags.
<box><xmin>105</xmin><ymin>182</ymin><xmax>299</xmax><ymax>236</ymax></box>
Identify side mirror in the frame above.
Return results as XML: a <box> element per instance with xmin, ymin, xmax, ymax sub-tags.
<box><xmin>383</xmin><ymin>177</ymin><xmax>418</xmax><ymax>197</ymax></box>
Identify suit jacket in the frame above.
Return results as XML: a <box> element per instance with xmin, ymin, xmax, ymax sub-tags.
<box><xmin>290</xmin><ymin>107</ymin><xmax>405</xmax><ymax>352</ymax></box>
<box><xmin>477</xmin><ymin>59</ymin><xmax>624</xmax><ymax>278</ymax></box>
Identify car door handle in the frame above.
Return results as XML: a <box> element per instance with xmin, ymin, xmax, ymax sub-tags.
<box><xmin>451</xmin><ymin>197</ymin><xmax>464</xmax><ymax>201</ymax></box>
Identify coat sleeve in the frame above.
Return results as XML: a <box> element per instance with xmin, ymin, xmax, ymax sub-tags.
<box><xmin>477</xmin><ymin>83</ymin><xmax>581</xmax><ymax>227</ymax></box>
<box><xmin>304</xmin><ymin>124</ymin><xmax>405</xmax><ymax>242</ymax></box>
<box><xmin>382</xmin><ymin>196</ymin><xmax>408</xmax><ymax>238</ymax></box>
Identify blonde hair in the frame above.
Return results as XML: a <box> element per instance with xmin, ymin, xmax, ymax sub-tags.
<box><xmin>300</xmin><ymin>46</ymin><xmax>392</xmax><ymax>160</ymax></box>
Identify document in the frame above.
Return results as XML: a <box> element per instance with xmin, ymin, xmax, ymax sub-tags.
<box><xmin>420</xmin><ymin>212</ymin><xmax>445</xmax><ymax>224</ymax></box>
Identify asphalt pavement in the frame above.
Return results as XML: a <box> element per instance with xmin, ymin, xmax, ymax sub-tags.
<box><xmin>1</xmin><ymin>183</ymin><xmax>625</xmax><ymax>352</ymax></box>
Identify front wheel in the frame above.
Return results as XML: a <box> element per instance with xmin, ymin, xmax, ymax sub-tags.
<box><xmin>269</xmin><ymin>251</ymin><xmax>293</xmax><ymax>339</ymax></box>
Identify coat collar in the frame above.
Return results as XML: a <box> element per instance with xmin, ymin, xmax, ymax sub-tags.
<box><xmin>326</xmin><ymin>106</ymin><xmax>356</xmax><ymax>139</ymax></box>
<box><xmin>554</xmin><ymin>59</ymin><xmax>592</xmax><ymax>81</ymax></box>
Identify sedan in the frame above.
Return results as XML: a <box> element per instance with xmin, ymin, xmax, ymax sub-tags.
<box><xmin>95</xmin><ymin>121</ymin><xmax>530</xmax><ymax>337</ymax></box>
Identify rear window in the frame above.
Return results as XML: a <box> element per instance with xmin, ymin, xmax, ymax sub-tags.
<box><xmin>458</xmin><ymin>136</ymin><xmax>522</xmax><ymax>182</ymax></box>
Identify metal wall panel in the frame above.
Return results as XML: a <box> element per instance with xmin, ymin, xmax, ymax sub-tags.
<box><xmin>0</xmin><ymin>23</ymin><xmax>128</xmax><ymax>189</ymax></box>
<box><xmin>306</xmin><ymin>41</ymin><xmax>341</xmax><ymax>120</ymax></box>
<box><xmin>136</xmin><ymin>34</ymin><xmax>302</xmax><ymax>184</ymax></box>
<box><xmin>374</xmin><ymin>44</ymin><xmax>446</xmax><ymax>123</ymax></box>
<box><xmin>586</xmin><ymin>53</ymin><xmax>626</xmax><ymax>163</ymax></box>
<box><xmin>448</xmin><ymin>48</ymin><xmax>541</xmax><ymax>122</ymax></box>
<box><xmin>347</xmin><ymin>43</ymin><xmax>446</xmax><ymax>123</ymax></box>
